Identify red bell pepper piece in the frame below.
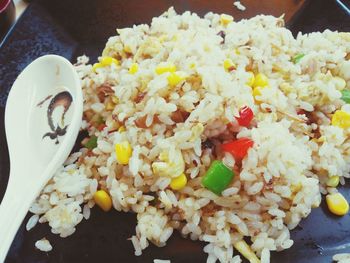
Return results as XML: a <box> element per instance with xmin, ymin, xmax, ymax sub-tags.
<box><xmin>235</xmin><ymin>106</ymin><xmax>254</xmax><ymax>127</ymax></box>
<box><xmin>221</xmin><ymin>137</ymin><xmax>254</xmax><ymax>159</ymax></box>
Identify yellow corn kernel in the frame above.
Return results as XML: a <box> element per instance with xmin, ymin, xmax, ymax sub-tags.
<box><xmin>234</xmin><ymin>241</ymin><xmax>261</xmax><ymax>263</ymax></box>
<box><xmin>220</xmin><ymin>14</ymin><xmax>234</xmax><ymax>25</ymax></box>
<box><xmin>100</xmin><ymin>56</ymin><xmax>119</xmax><ymax>66</ymax></box>
<box><xmin>129</xmin><ymin>63</ymin><xmax>139</xmax><ymax>74</ymax></box>
<box><xmin>92</xmin><ymin>63</ymin><xmax>103</xmax><ymax>72</ymax></box>
<box><xmin>333</xmin><ymin>76</ymin><xmax>346</xmax><ymax>90</ymax></box>
<box><xmin>326</xmin><ymin>192</ymin><xmax>349</xmax><ymax>216</ymax></box>
<box><xmin>106</xmin><ymin>101</ymin><xmax>115</xmax><ymax>111</ymax></box>
<box><xmin>167</xmin><ymin>72</ymin><xmax>185</xmax><ymax>86</ymax></box>
<box><xmin>332</xmin><ymin>110</ymin><xmax>350</xmax><ymax>129</ymax></box>
<box><xmin>246</xmin><ymin>71</ymin><xmax>255</xmax><ymax>87</ymax></box>
<box><xmin>326</xmin><ymin>176</ymin><xmax>340</xmax><ymax>187</ymax></box>
<box><xmin>253</xmin><ymin>86</ymin><xmax>265</xmax><ymax>100</ymax></box>
<box><xmin>94</xmin><ymin>190</ymin><xmax>112</xmax><ymax>212</ymax></box>
<box><xmin>223</xmin><ymin>59</ymin><xmax>235</xmax><ymax>71</ymax></box>
<box><xmin>118</xmin><ymin>126</ymin><xmax>126</xmax><ymax>133</ymax></box>
<box><xmin>234</xmin><ymin>48</ymin><xmax>240</xmax><ymax>55</ymax></box>
<box><xmin>170</xmin><ymin>173</ymin><xmax>187</xmax><ymax>190</ymax></box>
<box><xmin>111</xmin><ymin>96</ymin><xmax>119</xmax><ymax>104</ymax></box>
<box><xmin>115</xmin><ymin>141</ymin><xmax>132</xmax><ymax>165</ymax></box>
<box><xmin>253</xmin><ymin>73</ymin><xmax>269</xmax><ymax>88</ymax></box>
<box><xmin>155</xmin><ymin>63</ymin><xmax>177</xmax><ymax>75</ymax></box>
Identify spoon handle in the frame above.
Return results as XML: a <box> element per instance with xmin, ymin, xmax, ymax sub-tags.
<box><xmin>0</xmin><ymin>186</ymin><xmax>35</xmax><ymax>263</ymax></box>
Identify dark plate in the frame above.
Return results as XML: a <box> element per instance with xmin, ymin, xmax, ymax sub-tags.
<box><xmin>1</xmin><ymin>0</ymin><xmax>350</xmax><ymax>262</ymax></box>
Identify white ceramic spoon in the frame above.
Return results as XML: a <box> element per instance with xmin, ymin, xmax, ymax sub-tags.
<box><xmin>0</xmin><ymin>55</ymin><xmax>83</xmax><ymax>262</ymax></box>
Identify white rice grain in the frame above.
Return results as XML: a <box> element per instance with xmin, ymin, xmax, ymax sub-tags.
<box><xmin>26</xmin><ymin>214</ymin><xmax>39</xmax><ymax>231</ymax></box>
<box><xmin>83</xmin><ymin>204</ymin><xmax>91</xmax><ymax>220</ymax></box>
<box><xmin>35</xmin><ymin>238</ymin><xmax>52</xmax><ymax>252</ymax></box>
<box><xmin>234</xmin><ymin>1</ymin><xmax>246</xmax><ymax>11</ymax></box>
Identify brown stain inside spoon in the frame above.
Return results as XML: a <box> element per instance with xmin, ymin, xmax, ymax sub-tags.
<box><xmin>40</xmin><ymin>91</ymin><xmax>73</xmax><ymax>144</ymax></box>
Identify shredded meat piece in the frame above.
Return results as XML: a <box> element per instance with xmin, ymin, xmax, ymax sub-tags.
<box><xmin>135</xmin><ymin>116</ymin><xmax>148</xmax><ymax>128</ymax></box>
<box><xmin>202</xmin><ymin>139</ymin><xmax>214</xmax><ymax>149</ymax></box>
<box><xmin>304</xmin><ymin>111</ymin><xmax>319</xmax><ymax>125</ymax></box>
<box><xmin>135</xmin><ymin>115</ymin><xmax>160</xmax><ymax>128</ymax></box>
<box><xmin>202</xmin><ymin>203</ymin><xmax>220</xmax><ymax>217</ymax></box>
<box><xmin>83</xmin><ymin>109</ymin><xmax>94</xmax><ymax>121</ymax></box>
<box><xmin>245</xmin><ymin>62</ymin><xmax>253</xmax><ymax>72</ymax></box>
<box><xmin>97</xmin><ymin>84</ymin><xmax>114</xmax><ymax>102</ymax></box>
<box><xmin>135</xmin><ymin>92</ymin><xmax>146</xmax><ymax>103</ymax></box>
<box><xmin>261</xmin><ymin>212</ymin><xmax>272</xmax><ymax>221</ymax></box>
<box><xmin>86</xmin><ymin>150</ymin><xmax>94</xmax><ymax>157</ymax></box>
<box><xmin>264</xmin><ymin>179</ymin><xmax>274</xmax><ymax>191</ymax></box>
<box><xmin>312</xmin><ymin>126</ymin><xmax>321</xmax><ymax>139</ymax></box>
<box><xmin>108</xmin><ymin>128</ymin><xmax>118</xmax><ymax>134</ymax></box>
<box><xmin>297</xmin><ymin>109</ymin><xmax>306</xmax><ymax>116</ymax></box>
<box><xmin>300</xmin><ymin>111</ymin><xmax>321</xmax><ymax>139</ymax></box>
<box><xmin>170</xmin><ymin>110</ymin><xmax>190</xmax><ymax>123</ymax></box>
<box><xmin>265</xmin><ymin>107</ymin><xmax>272</xmax><ymax>113</ymax></box>
<box><xmin>345</xmin><ymin>53</ymin><xmax>350</xmax><ymax>60</ymax></box>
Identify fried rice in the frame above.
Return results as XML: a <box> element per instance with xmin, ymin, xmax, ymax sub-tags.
<box><xmin>28</xmin><ymin>8</ymin><xmax>350</xmax><ymax>263</ymax></box>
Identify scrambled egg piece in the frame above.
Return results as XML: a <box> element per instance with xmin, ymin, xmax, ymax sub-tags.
<box><xmin>152</xmin><ymin>149</ymin><xmax>185</xmax><ymax>178</ymax></box>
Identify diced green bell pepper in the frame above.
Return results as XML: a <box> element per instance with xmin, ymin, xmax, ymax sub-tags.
<box><xmin>85</xmin><ymin>135</ymin><xmax>98</xmax><ymax>150</ymax></box>
<box><xmin>341</xmin><ymin>90</ymin><xmax>350</xmax><ymax>104</ymax></box>
<box><xmin>292</xmin><ymin>53</ymin><xmax>304</xmax><ymax>64</ymax></box>
<box><xmin>202</xmin><ymin>160</ymin><xmax>235</xmax><ymax>195</ymax></box>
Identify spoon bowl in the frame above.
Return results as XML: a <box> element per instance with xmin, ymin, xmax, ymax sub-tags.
<box><xmin>0</xmin><ymin>55</ymin><xmax>83</xmax><ymax>262</ymax></box>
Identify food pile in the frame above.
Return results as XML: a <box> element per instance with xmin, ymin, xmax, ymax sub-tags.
<box><xmin>28</xmin><ymin>8</ymin><xmax>350</xmax><ymax>263</ymax></box>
